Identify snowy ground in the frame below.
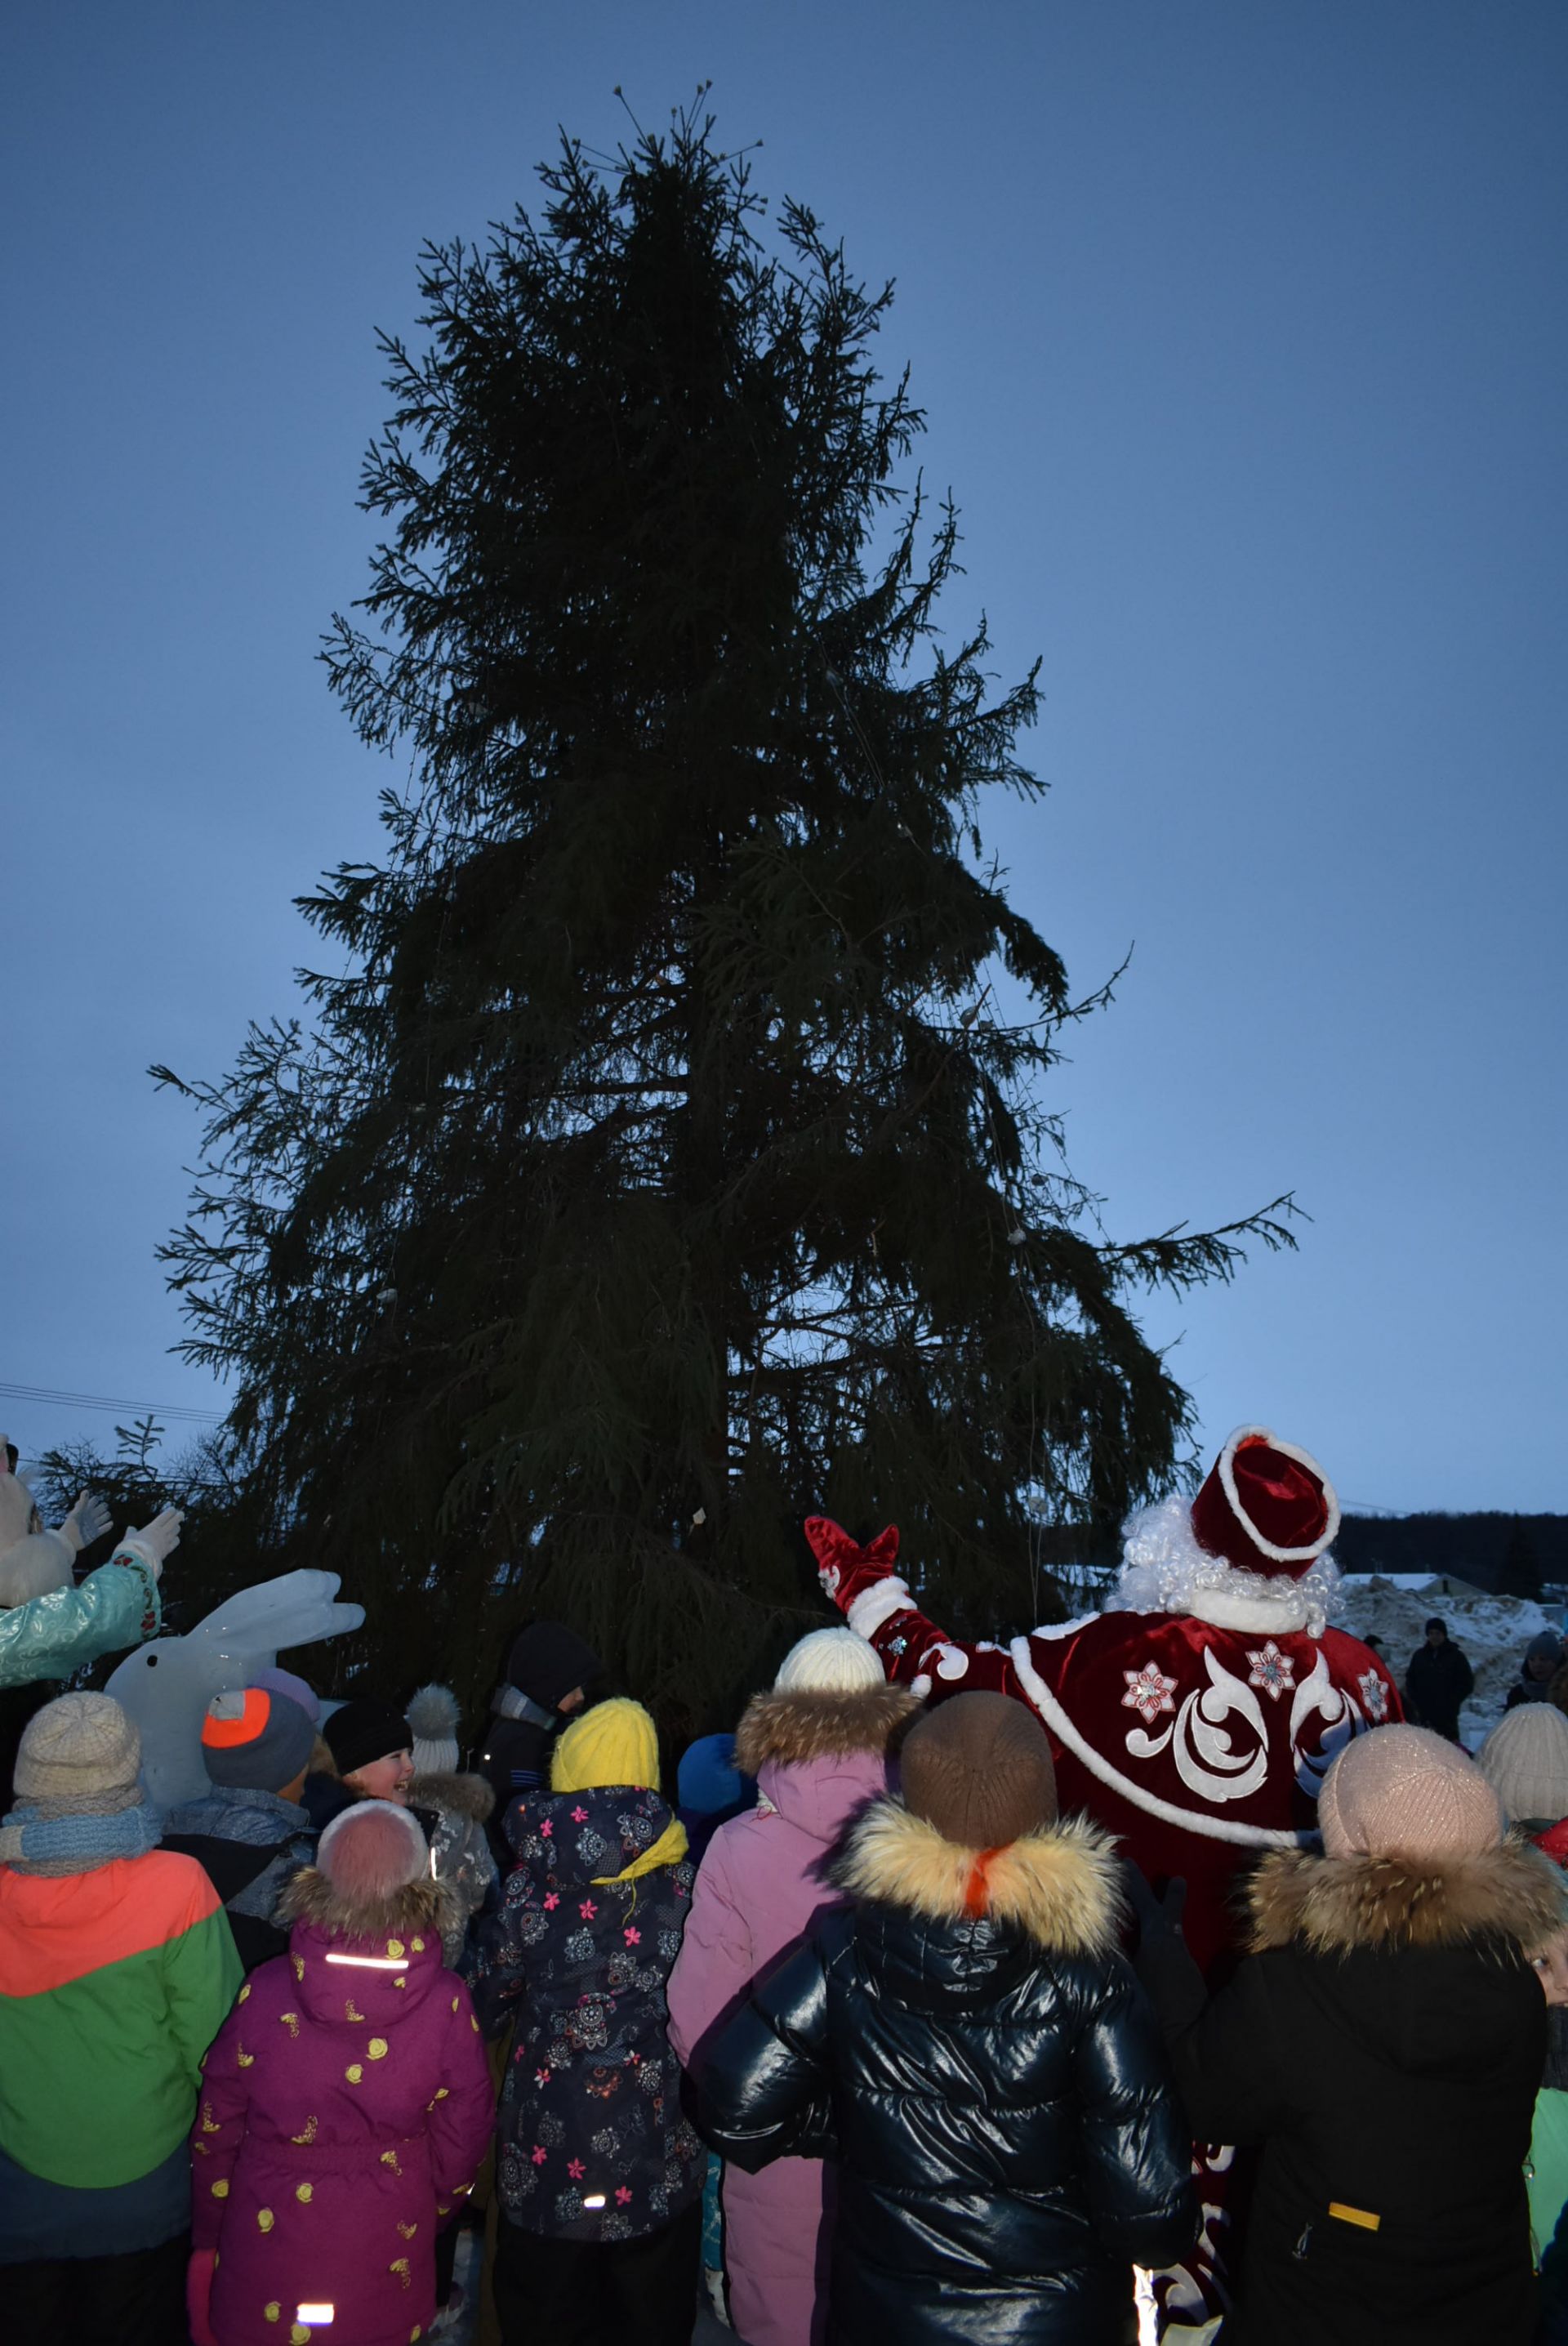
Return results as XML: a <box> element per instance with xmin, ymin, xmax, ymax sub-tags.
<box><xmin>1335</xmin><ymin>1572</ymin><xmax>1559</xmax><ymax>1749</ymax></box>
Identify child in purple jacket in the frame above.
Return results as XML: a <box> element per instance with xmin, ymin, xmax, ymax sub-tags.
<box><xmin>188</xmin><ymin>1800</ymin><xmax>493</xmax><ymax>2346</ymax></box>
<box><xmin>666</xmin><ymin>1629</ymin><xmax>917</xmax><ymax>2346</ymax></box>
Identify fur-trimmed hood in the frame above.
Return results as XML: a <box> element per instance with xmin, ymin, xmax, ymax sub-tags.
<box><xmin>733</xmin><ymin>1684</ymin><xmax>920</xmax><ymax>1775</ymax></box>
<box><xmin>278</xmin><ymin>1862</ymin><xmax>457</xmax><ymax>1945</ymax></box>
<box><xmin>833</xmin><ymin>1796</ymin><xmax>1124</xmax><ymax>1960</ymax></box>
<box><xmin>407</xmin><ymin>1768</ymin><xmax>494</xmax><ymax>1825</ymax></box>
<box><xmin>1247</xmin><ymin>1840</ymin><xmax>1567</xmax><ymax>1957</ymax></box>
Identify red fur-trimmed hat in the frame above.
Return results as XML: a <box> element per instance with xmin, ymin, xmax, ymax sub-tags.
<box><xmin>1188</xmin><ymin>1426</ymin><xmax>1339</xmax><ymax>1584</ymax></box>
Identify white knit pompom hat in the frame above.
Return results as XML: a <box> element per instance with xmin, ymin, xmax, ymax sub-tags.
<box><xmin>773</xmin><ymin>1626</ymin><xmax>887</xmax><ymax>1695</ymax></box>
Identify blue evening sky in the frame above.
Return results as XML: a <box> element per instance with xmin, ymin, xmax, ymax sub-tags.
<box><xmin>2</xmin><ymin>3</ymin><xmax>1563</xmax><ymax>1514</ymax></box>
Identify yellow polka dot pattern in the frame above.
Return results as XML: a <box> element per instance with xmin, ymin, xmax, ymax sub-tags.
<box><xmin>411</xmin><ymin>1936</ymin><xmax>425</xmax><ymax>1952</ymax></box>
<box><xmin>212</xmin><ymin>2179</ymin><xmax>229</xmax><ymax>2198</ymax></box>
<box><xmin>257</xmin><ymin>2207</ymin><xmax>274</xmax><ymax>2232</ymax></box>
<box><xmin>238</xmin><ymin>1983</ymin><xmax>251</xmax><ymax>2003</ymax></box>
<box><xmin>296</xmin><ymin>2183</ymin><xmax>313</xmax><ymax>2203</ymax></box>
<box><xmin>265</xmin><ymin>2306</ymin><xmax>280</xmax><ymax>2326</ymax></box>
<box><xmin>292</xmin><ymin>1954</ymin><xmax>305</xmax><ymax>1980</ymax></box>
<box><xmin>291</xmin><ymin>2327</ymin><xmax>311</xmax><ymax>2345</ymax></box>
<box><xmin>279</xmin><ymin>2011</ymin><xmax>300</xmax><ymax>2036</ymax></box>
<box><xmin>386</xmin><ymin>1938</ymin><xmax>405</xmax><ymax>1958</ymax></box>
<box><xmin>397</xmin><ymin>2219</ymin><xmax>418</xmax><ymax>2239</ymax></box>
<box><xmin>390</xmin><ymin>2256</ymin><xmax>412</xmax><ymax>2287</ymax></box>
<box><xmin>345</xmin><ymin>2064</ymin><xmax>363</xmax><ymax>2083</ymax></box>
<box><xmin>291</xmin><ymin>2115</ymin><xmax>318</xmax><ymax>2145</ymax></box>
<box><xmin>381</xmin><ymin>2149</ymin><xmax>401</xmax><ymax>2175</ymax></box>
<box><xmin>368</xmin><ymin>2037</ymin><xmax>389</xmax><ymax>2059</ymax></box>
<box><xmin>238</xmin><ymin>2044</ymin><xmax>255</xmax><ymax>2066</ymax></box>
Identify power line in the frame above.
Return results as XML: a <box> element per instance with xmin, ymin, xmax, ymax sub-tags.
<box><xmin>0</xmin><ymin>1379</ymin><xmax>224</xmax><ymax>1426</ymax></box>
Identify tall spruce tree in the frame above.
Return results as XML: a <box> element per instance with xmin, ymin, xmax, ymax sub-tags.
<box><xmin>157</xmin><ymin>114</ymin><xmax>1293</xmax><ymax>1724</ymax></box>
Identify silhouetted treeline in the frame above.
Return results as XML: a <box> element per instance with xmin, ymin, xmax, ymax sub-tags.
<box><xmin>1339</xmin><ymin>1512</ymin><xmax>1568</xmax><ymax>1594</ymax></box>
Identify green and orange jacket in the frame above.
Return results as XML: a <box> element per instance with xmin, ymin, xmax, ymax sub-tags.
<box><xmin>0</xmin><ymin>1849</ymin><xmax>243</xmax><ymax>2186</ymax></box>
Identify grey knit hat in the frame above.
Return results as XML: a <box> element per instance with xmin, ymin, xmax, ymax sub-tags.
<box><xmin>13</xmin><ymin>1693</ymin><xmax>143</xmax><ymax>1813</ymax></box>
<box><xmin>201</xmin><ymin>1686</ymin><xmax>317</xmax><ymax>1793</ymax></box>
<box><xmin>407</xmin><ymin>1684</ymin><xmax>461</xmax><ymax>1776</ymax></box>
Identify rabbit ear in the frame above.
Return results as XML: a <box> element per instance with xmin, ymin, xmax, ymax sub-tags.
<box><xmin>187</xmin><ymin>1572</ymin><xmax>367</xmax><ymax>1658</ymax></box>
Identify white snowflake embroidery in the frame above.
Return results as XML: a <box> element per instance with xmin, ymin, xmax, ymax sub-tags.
<box><xmin>1121</xmin><ymin>1661</ymin><xmax>1178</xmax><ymax>1725</ymax></box>
<box><xmin>1356</xmin><ymin>1668</ymin><xmax>1390</xmax><ymax>1722</ymax></box>
<box><xmin>1245</xmin><ymin>1640</ymin><xmax>1295</xmax><ymax>1702</ymax></box>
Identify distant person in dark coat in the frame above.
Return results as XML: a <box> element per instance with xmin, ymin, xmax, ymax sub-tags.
<box><xmin>1405</xmin><ymin>1616</ymin><xmax>1474</xmax><ymax>1740</ymax></box>
<box><xmin>1506</xmin><ymin>1630</ymin><xmax>1566</xmax><ymax>1710</ymax></box>
<box><xmin>1131</xmin><ymin>1724</ymin><xmax>1566</xmax><ymax>2346</ymax></box>
<box><xmin>694</xmin><ymin>1692</ymin><xmax>1196</xmax><ymax>2346</ymax></box>
<box><xmin>478</xmin><ymin>1620</ymin><xmax>602</xmax><ymax>1858</ymax></box>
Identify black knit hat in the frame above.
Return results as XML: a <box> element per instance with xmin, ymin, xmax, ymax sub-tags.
<box><xmin>323</xmin><ymin>1697</ymin><xmax>412</xmax><ymax>1780</ymax></box>
<box><xmin>503</xmin><ymin>1621</ymin><xmax>603</xmax><ymax>1710</ymax></box>
<box><xmin>900</xmin><ymin>1693</ymin><xmax>1058</xmax><ymax>1849</ymax></box>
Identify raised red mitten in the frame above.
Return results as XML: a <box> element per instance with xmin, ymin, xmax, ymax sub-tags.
<box><xmin>803</xmin><ymin>1516</ymin><xmax>899</xmax><ymax>1602</ymax></box>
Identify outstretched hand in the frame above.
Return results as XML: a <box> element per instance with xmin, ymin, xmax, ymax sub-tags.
<box><xmin>126</xmin><ymin>1506</ymin><xmax>185</xmax><ymax>1570</ymax></box>
<box><xmin>63</xmin><ymin>1491</ymin><xmax>113</xmax><ymax>1551</ymax></box>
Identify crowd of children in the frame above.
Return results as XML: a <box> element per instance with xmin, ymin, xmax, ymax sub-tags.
<box><xmin>3</xmin><ymin>1432</ymin><xmax>1568</xmax><ymax>2345</ymax></box>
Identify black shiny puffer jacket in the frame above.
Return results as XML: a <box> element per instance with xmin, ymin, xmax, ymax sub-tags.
<box><xmin>693</xmin><ymin>1799</ymin><xmax>1195</xmax><ymax>2346</ymax></box>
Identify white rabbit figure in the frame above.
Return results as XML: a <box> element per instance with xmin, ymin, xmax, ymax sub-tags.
<box><xmin>106</xmin><ymin>1570</ymin><xmax>366</xmax><ymax>1808</ymax></box>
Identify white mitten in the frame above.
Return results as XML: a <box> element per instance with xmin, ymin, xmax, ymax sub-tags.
<box><xmin>60</xmin><ymin>1491</ymin><xmax>113</xmax><ymax>1554</ymax></box>
<box><xmin>116</xmin><ymin>1506</ymin><xmax>185</xmax><ymax>1581</ymax></box>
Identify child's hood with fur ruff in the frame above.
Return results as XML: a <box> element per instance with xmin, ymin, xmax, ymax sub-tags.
<box><xmin>733</xmin><ymin>1684</ymin><xmax>919</xmax><ymax>1775</ymax></box>
<box><xmin>1247</xmin><ymin>1838</ymin><xmax>1567</xmax><ymax>1956</ymax></box>
<box><xmin>408</xmin><ymin>1767</ymin><xmax>494</xmax><ymax>1823</ymax></box>
<box><xmin>833</xmin><ymin>1795</ymin><xmax>1125</xmax><ymax>1958</ymax></box>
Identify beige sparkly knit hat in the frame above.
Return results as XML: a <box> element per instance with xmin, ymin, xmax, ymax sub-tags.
<box><xmin>1318</xmin><ymin>1724</ymin><xmax>1503</xmax><ymax>1863</ymax></box>
<box><xmin>1477</xmin><ymin>1705</ymin><xmax>1568</xmax><ymax>1826</ymax></box>
<box><xmin>12</xmin><ymin>1693</ymin><xmax>142</xmax><ymax>1814</ymax></box>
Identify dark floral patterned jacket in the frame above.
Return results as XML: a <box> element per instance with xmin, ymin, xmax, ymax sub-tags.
<box><xmin>469</xmin><ymin>1782</ymin><xmax>704</xmax><ymax>2242</ymax></box>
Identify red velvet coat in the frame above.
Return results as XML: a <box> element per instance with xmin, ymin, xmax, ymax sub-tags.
<box><xmin>817</xmin><ymin>1532</ymin><xmax>1401</xmax><ymax>1978</ymax></box>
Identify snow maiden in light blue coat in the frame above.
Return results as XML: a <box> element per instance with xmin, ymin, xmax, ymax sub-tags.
<box><xmin>0</xmin><ymin>1441</ymin><xmax>178</xmax><ymax>1689</ymax></box>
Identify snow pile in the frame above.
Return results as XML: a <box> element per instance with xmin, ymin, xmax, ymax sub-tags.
<box><xmin>1334</xmin><ymin>1573</ymin><xmax>1558</xmax><ymax>1747</ymax></box>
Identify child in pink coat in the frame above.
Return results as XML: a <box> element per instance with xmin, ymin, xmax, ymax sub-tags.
<box><xmin>189</xmin><ymin>1801</ymin><xmax>493</xmax><ymax>2346</ymax></box>
<box><xmin>666</xmin><ymin>1630</ymin><xmax>916</xmax><ymax>2346</ymax></box>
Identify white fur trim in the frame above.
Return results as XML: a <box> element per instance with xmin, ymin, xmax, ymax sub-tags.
<box><xmin>1008</xmin><ymin>1635</ymin><xmax>1311</xmax><ymax>1850</ymax></box>
<box><xmin>909</xmin><ymin>1674</ymin><xmax>933</xmax><ymax>1699</ymax></box>
<box><xmin>1115</xmin><ymin>1494</ymin><xmax>1339</xmax><ymax>1639</ymax></box>
<box><xmin>930</xmin><ymin>1643</ymin><xmax>970</xmax><ymax>1682</ymax></box>
<box><xmin>846</xmin><ymin>1577</ymin><xmax>917</xmax><ymax>1640</ymax></box>
<box><xmin>1215</xmin><ymin>1425</ymin><xmax>1340</xmax><ymax>1565</ymax></box>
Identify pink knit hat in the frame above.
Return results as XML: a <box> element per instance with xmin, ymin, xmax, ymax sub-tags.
<box><xmin>316</xmin><ymin>1800</ymin><xmax>429</xmax><ymax>1898</ymax></box>
<box><xmin>1318</xmin><ymin>1724</ymin><xmax>1503</xmax><ymax>1863</ymax></box>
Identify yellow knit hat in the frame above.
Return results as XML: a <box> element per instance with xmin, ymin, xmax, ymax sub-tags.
<box><xmin>550</xmin><ymin>1698</ymin><xmax>686</xmax><ymax>1884</ymax></box>
<box><xmin>551</xmin><ymin>1697</ymin><xmax>662</xmax><ymax>1796</ymax></box>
